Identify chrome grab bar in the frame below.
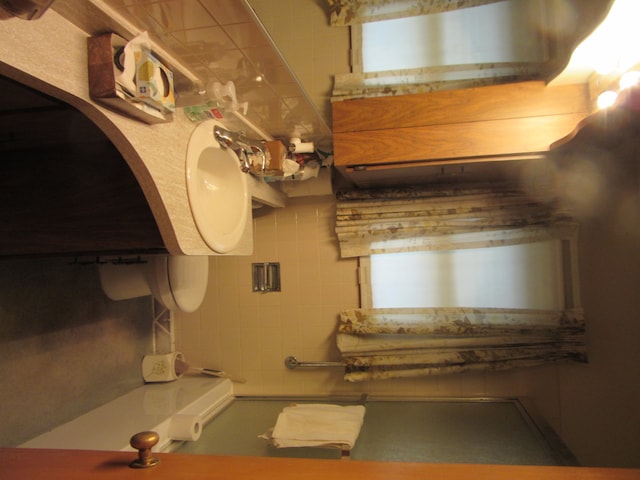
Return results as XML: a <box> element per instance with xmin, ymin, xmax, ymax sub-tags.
<box><xmin>284</xmin><ymin>356</ymin><xmax>342</xmax><ymax>370</ymax></box>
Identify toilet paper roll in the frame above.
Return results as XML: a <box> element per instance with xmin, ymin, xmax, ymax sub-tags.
<box><xmin>289</xmin><ymin>138</ymin><xmax>315</xmax><ymax>153</ymax></box>
<box><xmin>169</xmin><ymin>414</ymin><xmax>202</xmax><ymax>442</ymax></box>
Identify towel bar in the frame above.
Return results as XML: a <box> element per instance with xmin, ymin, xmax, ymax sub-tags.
<box><xmin>284</xmin><ymin>356</ymin><xmax>342</xmax><ymax>370</ymax></box>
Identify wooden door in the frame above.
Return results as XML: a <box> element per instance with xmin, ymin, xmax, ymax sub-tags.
<box><xmin>331</xmin><ymin>82</ymin><xmax>593</xmax><ymax>187</ymax></box>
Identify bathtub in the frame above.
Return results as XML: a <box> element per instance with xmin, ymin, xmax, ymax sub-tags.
<box><xmin>21</xmin><ymin>375</ymin><xmax>576</xmax><ymax>466</ymax></box>
<box><xmin>175</xmin><ymin>396</ymin><xmax>577</xmax><ymax>465</ymax></box>
<box><xmin>21</xmin><ymin>375</ymin><xmax>233</xmax><ymax>453</ymax></box>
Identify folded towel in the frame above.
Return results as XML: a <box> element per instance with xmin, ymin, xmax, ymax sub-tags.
<box><xmin>262</xmin><ymin>403</ymin><xmax>366</xmax><ymax>450</ymax></box>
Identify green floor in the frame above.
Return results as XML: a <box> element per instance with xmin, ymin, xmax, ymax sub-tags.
<box><xmin>176</xmin><ymin>398</ymin><xmax>564</xmax><ymax>465</ymax></box>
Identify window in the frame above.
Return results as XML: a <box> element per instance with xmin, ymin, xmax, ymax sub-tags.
<box><xmin>359</xmin><ymin>240</ymin><xmax>577</xmax><ymax>310</ymax></box>
<box><xmin>348</xmin><ymin>0</ymin><xmax>549</xmax><ymax>88</ymax></box>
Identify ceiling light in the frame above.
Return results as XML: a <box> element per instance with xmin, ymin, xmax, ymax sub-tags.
<box><xmin>552</xmin><ymin>0</ymin><xmax>640</xmax><ymax>84</ymax></box>
<box><xmin>597</xmin><ymin>90</ymin><xmax>618</xmax><ymax>109</ymax></box>
<box><xmin>619</xmin><ymin>70</ymin><xmax>640</xmax><ymax>90</ymax></box>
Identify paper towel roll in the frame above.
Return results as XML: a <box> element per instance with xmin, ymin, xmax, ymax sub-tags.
<box><xmin>289</xmin><ymin>137</ymin><xmax>315</xmax><ymax>153</ymax></box>
<box><xmin>169</xmin><ymin>414</ymin><xmax>202</xmax><ymax>442</ymax></box>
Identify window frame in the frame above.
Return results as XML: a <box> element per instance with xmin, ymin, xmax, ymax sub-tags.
<box><xmin>349</xmin><ymin>24</ymin><xmax>363</xmax><ymax>74</ymax></box>
<box><xmin>358</xmin><ymin>238</ymin><xmax>581</xmax><ymax>310</ymax></box>
<box><xmin>348</xmin><ymin>2</ymin><xmax>552</xmax><ymax>81</ymax></box>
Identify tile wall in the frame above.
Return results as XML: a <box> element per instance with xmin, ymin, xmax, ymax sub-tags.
<box><xmin>175</xmin><ymin>195</ymin><xmax>542</xmax><ymax>399</ymax></box>
<box><xmin>247</xmin><ymin>0</ymin><xmax>351</xmax><ymax>129</ymax></box>
<box><xmin>176</xmin><ymin>195</ymin><xmax>362</xmax><ymax>395</ymax></box>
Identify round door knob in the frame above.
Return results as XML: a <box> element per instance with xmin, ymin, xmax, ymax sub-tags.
<box><xmin>129</xmin><ymin>431</ymin><xmax>160</xmax><ymax>468</ymax></box>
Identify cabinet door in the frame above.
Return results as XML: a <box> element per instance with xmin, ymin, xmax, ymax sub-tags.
<box><xmin>0</xmin><ymin>108</ymin><xmax>165</xmax><ymax>256</ymax></box>
<box><xmin>332</xmin><ymin>81</ymin><xmax>592</xmax><ymax>169</ymax></box>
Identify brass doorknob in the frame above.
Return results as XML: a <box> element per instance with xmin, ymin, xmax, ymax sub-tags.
<box><xmin>129</xmin><ymin>431</ymin><xmax>160</xmax><ymax>468</ymax></box>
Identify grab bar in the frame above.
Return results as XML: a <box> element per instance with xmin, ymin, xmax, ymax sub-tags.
<box><xmin>284</xmin><ymin>356</ymin><xmax>342</xmax><ymax>370</ymax></box>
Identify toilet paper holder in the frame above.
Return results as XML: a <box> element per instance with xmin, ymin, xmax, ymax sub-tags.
<box><xmin>252</xmin><ymin>262</ymin><xmax>280</xmax><ymax>292</ymax></box>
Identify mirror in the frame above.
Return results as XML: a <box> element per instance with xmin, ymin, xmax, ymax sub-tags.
<box><xmin>241</xmin><ymin>0</ymin><xmax>639</xmax><ymax>469</ymax></box>
<box><xmin>246</xmin><ymin>0</ymin><xmax>614</xmax><ymax>131</ymax></box>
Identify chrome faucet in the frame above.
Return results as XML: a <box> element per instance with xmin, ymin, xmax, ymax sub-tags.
<box><xmin>213</xmin><ymin>125</ymin><xmax>268</xmax><ymax>174</ymax></box>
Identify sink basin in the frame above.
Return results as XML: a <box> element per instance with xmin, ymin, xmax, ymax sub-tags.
<box><xmin>186</xmin><ymin>120</ymin><xmax>249</xmax><ymax>253</ymax></box>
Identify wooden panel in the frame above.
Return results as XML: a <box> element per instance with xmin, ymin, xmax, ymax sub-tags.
<box><xmin>0</xmin><ymin>107</ymin><xmax>110</xmax><ymax>153</ymax></box>
<box><xmin>2</xmin><ymin>449</ymin><xmax>640</xmax><ymax>480</ymax></box>
<box><xmin>332</xmin><ymin>82</ymin><xmax>591</xmax><ymax>133</ymax></box>
<box><xmin>0</xmin><ymin>144</ymin><xmax>166</xmax><ymax>257</ymax></box>
<box><xmin>334</xmin><ymin>113</ymin><xmax>587</xmax><ymax>166</ymax></box>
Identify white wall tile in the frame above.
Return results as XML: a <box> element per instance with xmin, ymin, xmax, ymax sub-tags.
<box><xmin>176</xmin><ymin>194</ymin><xmax>568</xmax><ymax>400</ymax></box>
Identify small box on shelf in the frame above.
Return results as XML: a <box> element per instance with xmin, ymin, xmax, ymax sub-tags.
<box><xmin>87</xmin><ymin>33</ymin><xmax>173</xmax><ymax>125</ymax></box>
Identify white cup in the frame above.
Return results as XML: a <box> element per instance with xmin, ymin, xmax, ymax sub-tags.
<box><xmin>141</xmin><ymin>352</ymin><xmax>185</xmax><ymax>383</ymax></box>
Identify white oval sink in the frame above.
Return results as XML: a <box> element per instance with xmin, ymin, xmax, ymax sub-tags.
<box><xmin>186</xmin><ymin>120</ymin><xmax>249</xmax><ymax>253</ymax></box>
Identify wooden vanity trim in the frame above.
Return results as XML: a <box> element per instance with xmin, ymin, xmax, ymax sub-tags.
<box><xmin>2</xmin><ymin>449</ymin><xmax>639</xmax><ymax>480</ymax></box>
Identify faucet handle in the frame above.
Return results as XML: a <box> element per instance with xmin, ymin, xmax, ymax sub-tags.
<box><xmin>249</xmin><ymin>145</ymin><xmax>269</xmax><ymax>173</ymax></box>
<box><xmin>212</xmin><ymin>126</ymin><xmax>264</xmax><ymax>173</ymax></box>
<box><xmin>238</xmin><ymin>150</ymin><xmax>251</xmax><ymax>173</ymax></box>
<box><xmin>213</xmin><ymin>125</ymin><xmax>233</xmax><ymax>148</ymax></box>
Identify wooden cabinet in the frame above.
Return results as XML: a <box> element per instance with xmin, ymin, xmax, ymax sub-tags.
<box><xmin>332</xmin><ymin>82</ymin><xmax>593</xmax><ymax>187</ymax></box>
<box><xmin>0</xmin><ymin>77</ymin><xmax>166</xmax><ymax>257</ymax></box>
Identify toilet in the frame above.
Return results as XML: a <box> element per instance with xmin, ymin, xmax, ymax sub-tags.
<box><xmin>98</xmin><ymin>255</ymin><xmax>208</xmax><ymax>313</ymax></box>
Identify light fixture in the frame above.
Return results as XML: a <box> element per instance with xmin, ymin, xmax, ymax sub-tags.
<box><xmin>551</xmin><ymin>0</ymin><xmax>640</xmax><ymax>107</ymax></box>
<box><xmin>619</xmin><ymin>70</ymin><xmax>640</xmax><ymax>90</ymax></box>
<box><xmin>597</xmin><ymin>90</ymin><xmax>619</xmax><ymax>109</ymax></box>
<box><xmin>572</xmin><ymin>0</ymin><xmax>640</xmax><ymax>76</ymax></box>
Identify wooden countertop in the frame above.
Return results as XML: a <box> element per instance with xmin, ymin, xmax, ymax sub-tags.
<box><xmin>0</xmin><ymin>9</ymin><xmax>285</xmax><ymax>255</ymax></box>
<box><xmin>2</xmin><ymin>449</ymin><xmax>640</xmax><ymax>480</ymax></box>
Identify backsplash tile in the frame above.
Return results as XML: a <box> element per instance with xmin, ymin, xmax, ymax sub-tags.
<box><xmin>96</xmin><ymin>0</ymin><xmax>333</xmax><ymax>147</ymax></box>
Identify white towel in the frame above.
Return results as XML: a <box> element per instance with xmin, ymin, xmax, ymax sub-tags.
<box><xmin>263</xmin><ymin>403</ymin><xmax>366</xmax><ymax>450</ymax></box>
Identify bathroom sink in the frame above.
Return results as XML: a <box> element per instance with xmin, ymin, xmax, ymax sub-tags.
<box><xmin>186</xmin><ymin>119</ymin><xmax>249</xmax><ymax>253</ymax></box>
